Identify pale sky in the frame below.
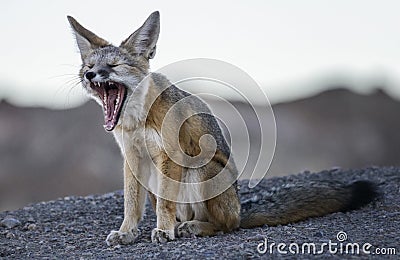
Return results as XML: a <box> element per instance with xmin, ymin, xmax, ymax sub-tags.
<box><xmin>1</xmin><ymin>0</ymin><xmax>400</xmax><ymax>108</ymax></box>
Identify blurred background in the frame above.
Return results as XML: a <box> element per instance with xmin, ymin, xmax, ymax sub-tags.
<box><xmin>1</xmin><ymin>0</ymin><xmax>400</xmax><ymax>211</ymax></box>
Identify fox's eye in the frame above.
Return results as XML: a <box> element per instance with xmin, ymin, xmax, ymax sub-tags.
<box><xmin>107</xmin><ymin>63</ymin><xmax>119</xmax><ymax>68</ymax></box>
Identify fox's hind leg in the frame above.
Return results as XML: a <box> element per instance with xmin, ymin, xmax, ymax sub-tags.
<box><xmin>206</xmin><ymin>185</ymin><xmax>241</xmax><ymax>232</ymax></box>
<box><xmin>177</xmin><ymin>220</ymin><xmax>218</xmax><ymax>237</ymax></box>
<box><xmin>177</xmin><ymin>184</ymin><xmax>241</xmax><ymax>237</ymax></box>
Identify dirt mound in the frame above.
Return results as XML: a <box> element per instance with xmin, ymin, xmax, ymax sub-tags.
<box><xmin>1</xmin><ymin>167</ymin><xmax>398</xmax><ymax>258</ymax></box>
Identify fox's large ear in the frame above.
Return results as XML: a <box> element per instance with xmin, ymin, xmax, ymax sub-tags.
<box><xmin>120</xmin><ymin>11</ymin><xmax>160</xmax><ymax>59</ymax></box>
<box><xmin>67</xmin><ymin>16</ymin><xmax>109</xmax><ymax>60</ymax></box>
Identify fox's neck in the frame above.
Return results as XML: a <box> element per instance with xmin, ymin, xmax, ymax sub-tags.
<box><xmin>117</xmin><ymin>76</ymin><xmax>153</xmax><ymax>132</ymax></box>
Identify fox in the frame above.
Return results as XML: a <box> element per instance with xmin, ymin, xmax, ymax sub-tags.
<box><xmin>67</xmin><ymin>11</ymin><xmax>378</xmax><ymax>246</ymax></box>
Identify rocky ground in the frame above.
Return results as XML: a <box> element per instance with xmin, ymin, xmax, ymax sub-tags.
<box><xmin>0</xmin><ymin>167</ymin><xmax>399</xmax><ymax>259</ymax></box>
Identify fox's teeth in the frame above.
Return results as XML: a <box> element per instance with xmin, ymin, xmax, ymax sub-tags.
<box><xmin>113</xmin><ymin>101</ymin><xmax>118</xmax><ymax>115</ymax></box>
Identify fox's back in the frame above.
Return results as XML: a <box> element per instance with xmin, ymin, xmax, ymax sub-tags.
<box><xmin>148</xmin><ymin>73</ymin><xmax>233</xmax><ymax>166</ymax></box>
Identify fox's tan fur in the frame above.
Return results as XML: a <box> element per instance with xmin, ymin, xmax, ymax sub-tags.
<box><xmin>68</xmin><ymin>11</ymin><xmax>378</xmax><ymax>246</ymax></box>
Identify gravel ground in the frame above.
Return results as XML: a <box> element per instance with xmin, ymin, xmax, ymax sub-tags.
<box><xmin>0</xmin><ymin>167</ymin><xmax>399</xmax><ymax>259</ymax></box>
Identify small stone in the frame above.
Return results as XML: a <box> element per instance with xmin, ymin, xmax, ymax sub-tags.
<box><xmin>107</xmin><ymin>244</ymin><xmax>121</xmax><ymax>251</ymax></box>
<box><xmin>27</xmin><ymin>224</ymin><xmax>37</xmax><ymax>231</ymax></box>
<box><xmin>83</xmin><ymin>225</ymin><xmax>92</xmax><ymax>231</ymax></box>
<box><xmin>66</xmin><ymin>245</ymin><xmax>76</xmax><ymax>251</ymax></box>
<box><xmin>5</xmin><ymin>232</ymin><xmax>15</xmax><ymax>239</ymax></box>
<box><xmin>1</xmin><ymin>217</ymin><xmax>21</xmax><ymax>229</ymax></box>
<box><xmin>85</xmin><ymin>195</ymin><xmax>95</xmax><ymax>200</ymax></box>
<box><xmin>101</xmin><ymin>192</ymin><xmax>114</xmax><ymax>199</ymax></box>
<box><xmin>314</xmin><ymin>231</ymin><xmax>324</xmax><ymax>237</ymax></box>
<box><xmin>247</xmin><ymin>235</ymin><xmax>265</xmax><ymax>241</ymax></box>
<box><xmin>56</xmin><ymin>223</ymin><xmax>66</xmax><ymax>230</ymax></box>
<box><xmin>251</xmin><ymin>194</ymin><xmax>261</xmax><ymax>203</ymax></box>
<box><xmin>40</xmin><ymin>245</ymin><xmax>52</xmax><ymax>251</ymax></box>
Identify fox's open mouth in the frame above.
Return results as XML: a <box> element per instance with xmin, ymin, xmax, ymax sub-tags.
<box><xmin>90</xmin><ymin>81</ymin><xmax>127</xmax><ymax>131</ymax></box>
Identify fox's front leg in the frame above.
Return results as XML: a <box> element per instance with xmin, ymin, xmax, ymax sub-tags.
<box><xmin>151</xmin><ymin>153</ymin><xmax>181</xmax><ymax>243</ymax></box>
<box><xmin>106</xmin><ymin>159</ymin><xmax>146</xmax><ymax>246</ymax></box>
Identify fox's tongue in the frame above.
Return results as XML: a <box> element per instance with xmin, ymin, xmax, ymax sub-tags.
<box><xmin>103</xmin><ymin>88</ymin><xmax>119</xmax><ymax>131</ymax></box>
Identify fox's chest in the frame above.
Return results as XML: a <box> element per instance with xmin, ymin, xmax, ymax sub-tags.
<box><xmin>112</xmin><ymin>126</ymin><xmax>163</xmax><ymax>156</ymax></box>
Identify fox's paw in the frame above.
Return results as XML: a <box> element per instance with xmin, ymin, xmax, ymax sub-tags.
<box><xmin>106</xmin><ymin>229</ymin><xmax>138</xmax><ymax>246</ymax></box>
<box><xmin>151</xmin><ymin>228</ymin><xmax>175</xmax><ymax>243</ymax></box>
<box><xmin>177</xmin><ymin>221</ymin><xmax>198</xmax><ymax>237</ymax></box>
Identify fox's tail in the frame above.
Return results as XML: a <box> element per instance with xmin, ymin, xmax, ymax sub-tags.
<box><xmin>240</xmin><ymin>180</ymin><xmax>378</xmax><ymax>228</ymax></box>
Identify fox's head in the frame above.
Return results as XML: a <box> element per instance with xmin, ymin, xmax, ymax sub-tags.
<box><xmin>67</xmin><ymin>11</ymin><xmax>160</xmax><ymax>131</ymax></box>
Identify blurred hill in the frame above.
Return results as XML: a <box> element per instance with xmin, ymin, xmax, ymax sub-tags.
<box><xmin>0</xmin><ymin>101</ymin><xmax>122</xmax><ymax>212</ymax></box>
<box><xmin>1</xmin><ymin>87</ymin><xmax>399</xmax><ymax>211</ymax></box>
<box><xmin>272</xmin><ymin>88</ymin><xmax>400</xmax><ymax>172</ymax></box>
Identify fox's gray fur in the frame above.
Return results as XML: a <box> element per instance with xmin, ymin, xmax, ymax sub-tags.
<box><xmin>68</xmin><ymin>11</ymin><xmax>378</xmax><ymax>246</ymax></box>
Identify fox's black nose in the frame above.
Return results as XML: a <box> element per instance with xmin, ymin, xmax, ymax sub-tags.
<box><xmin>85</xmin><ymin>71</ymin><xmax>96</xmax><ymax>81</ymax></box>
